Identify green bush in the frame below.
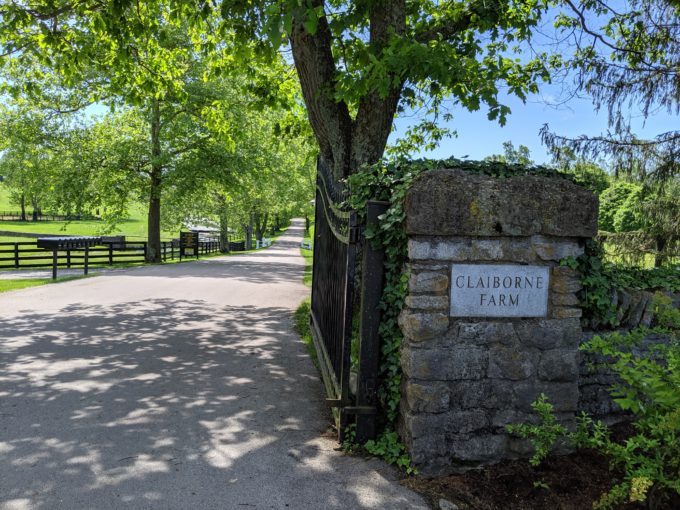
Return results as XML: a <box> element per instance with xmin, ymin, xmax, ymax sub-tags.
<box><xmin>599</xmin><ymin>181</ymin><xmax>645</xmax><ymax>233</ymax></box>
<box><xmin>509</xmin><ymin>295</ymin><xmax>680</xmax><ymax>509</ymax></box>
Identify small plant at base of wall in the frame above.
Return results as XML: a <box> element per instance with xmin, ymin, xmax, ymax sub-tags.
<box><xmin>508</xmin><ymin>294</ymin><xmax>680</xmax><ymax>510</ymax></box>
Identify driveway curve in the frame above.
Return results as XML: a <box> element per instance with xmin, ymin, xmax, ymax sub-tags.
<box><xmin>0</xmin><ymin>219</ymin><xmax>427</xmax><ymax>510</ymax></box>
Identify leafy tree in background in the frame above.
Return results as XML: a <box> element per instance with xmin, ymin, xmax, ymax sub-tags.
<box><xmin>484</xmin><ymin>141</ymin><xmax>534</xmax><ymax>165</ymax></box>
<box><xmin>0</xmin><ymin>98</ymin><xmax>83</xmax><ymax>220</ymax></box>
<box><xmin>542</xmin><ymin>0</ymin><xmax>680</xmax><ymax>182</ymax></box>
<box><xmin>538</xmin><ymin>1</ymin><xmax>680</xmax><ymax>265</ymax></box>
<box><xmin>0</xmin><ymin>0</ymin><xmax>552</xmax><ymax>182</ymax></box>
<box><xmin>599</xmin><ymin>181</ymin><xmax>645</xmax><ymax>234</ymax></box>
<box><xmin>161</xmin><ymin>102</ymin><xmax>315</xmax><ymax>248</ymax></box>
<box><xmin>550</xmin><ymin>147</ymin><xmax>610</xmax><ymax>197</ymax></box>
<box><xmin>1</xmin><ymin>5</ymin><xmax>304</xmax><ymax>261</ymax></box>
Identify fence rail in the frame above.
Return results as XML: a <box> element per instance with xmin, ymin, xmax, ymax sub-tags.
<box><xmin>0</xmin><ymin>240</ymin><xmax>222</xmax><ymax>270</ymax></box>
<box><xmin>0</xmin><ymin>211</ymin><xmax>100</xmax><ymax>222</ymax></box>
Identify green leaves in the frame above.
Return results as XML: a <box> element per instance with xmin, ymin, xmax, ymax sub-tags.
<box><xmin>506</xmin><ymin>394</ymin><xmax>569</xmax><ymax>467</ymax></box>
<box><xmin>574</xmin><ymin>304</ymin><xmax>680</xmax><ymax>508</ymax></box>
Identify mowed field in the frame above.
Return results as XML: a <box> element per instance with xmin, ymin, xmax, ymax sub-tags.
<box><xmin>0</xmin><ymin>184</ymin><xmax>174</xmax><ymax>242</ymax></box>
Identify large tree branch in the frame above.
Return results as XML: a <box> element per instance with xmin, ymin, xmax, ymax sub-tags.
<box><xmin>351</xmin><ymin>0</ymin><xmax>405</xmax><ymax>170</ymax></box>
<box><xmin>289</xmin><ymin>0</ymin><xmax>353</xmax><ymax>180</ymax></box>
<box><xmin>413</xmin><ymin>1</ymin><xmax>501</xmax><ymax>43</ymax></box>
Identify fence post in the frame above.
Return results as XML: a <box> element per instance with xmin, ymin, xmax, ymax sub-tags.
<box><xmin>52</xmin><ymin>249</ymin><xmax>58</xmax><ymax>280</ymax></box>
<box><xmin>355</xmin><ymin>200</ymin><xmax>389</xmax><ymax>444</ymax></box>
<box><xmin>108</xmin><ymin>244</ymin><xmax>113</xmax><ymax>265</ymax></box>
<box><xmin>143</xmin><ymin>242</ymin><xmax>148</xmax><ymax>261</ymax></box>
<box><xmin>67</xmin><ymin>249</ymin><xmax>72</xmax><ymax>268</ymax></box>
<box><xmin>171</xmin><ymin>242</ymin><xmax>175</xmax><ymax>260</ymax></box>
<box><xmin>14</xmin><ymin>243</ymin><xmax>19</xmax><ymax>268</ymax></box>
<box><xmin>84</xmin><ymin>246</ymin><xmax>89</xmax><ymax>275</ymax></box>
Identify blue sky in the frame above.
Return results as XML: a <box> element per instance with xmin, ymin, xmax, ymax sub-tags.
<box><xmin>389</xmin><ymin>81</ymin><xmax>678</xmax><ymax>166</ymax></box>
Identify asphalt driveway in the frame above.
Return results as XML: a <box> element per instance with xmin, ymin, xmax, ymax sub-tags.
<box><xmin>0</xmin><ymin>219</ymin><xmax>427</xmax><ymax>510</ymax></box>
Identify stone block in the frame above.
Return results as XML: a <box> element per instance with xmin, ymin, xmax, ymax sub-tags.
<box><xmin>514</xmin><ymin>380</ymin><xmax>578</xmax><ymax>413</ymax></box>
<box><xmin>470</xmin><ymin>239</ymin><xmax>503</xmax><ymax>260</ymax></box>
<box><xmin>552</xmin><ymin>265</ymin><xmax>580</xmax><ymax>279</ymax></box>
<box><xmin>533</xmin><ymin>236</ymin><xmax>584</xmax><ymax>261</ymax></box>
<box><xmin>491</xmin><ymin>409</ymin><xmax>537</xmax><ymax>429</ymax></box>
<box><xmin>401</xmin><ymin>346</ymin><xmax>488</xmax><ymax>380</ymax></box>
<box><xmin>485</xmin><ymin>379</ymin><xmax>516</xmax><ymax>409</ymax></box>
<box><xmin>552</xmin><ymin>307</ymin><xmax>582</xmax><ymax>319</ymax></box>
<box><xmin>498</xmin><ymin>237</ymin><xmax>536</xmax><ymax>263</ymax></box>
<box><xmin>403</xmin><ymin>410</ymin><xmax>488</xmax><ymax>438</ymax></box>
<box><xmin>552</xmin><ymin>293</ymin><xmax>580</xmax><ymax>306</ymax></box>
<box><xmin>488</xmin><ymin>345</ymin><xmax>536</xmax><ymax>380</ymax></box>
<box><xmin>448</xmin><ymin>380</ymin><xmax>492</xmax><ymax>409</ymax></box>
<box><xmin>399</xmin><ymin>312</ymin><xmax>449</xmax><ymax>342</ymax></box>
<box><xmin>404</xmin><ymin>382</ymin><xmax>451</xmax><ymax>413</ymax></box>
<box><xmin>408</xmin><ymin>239</ymin><xmax>470</xmax><ymax>261</ymax></box>
<box><xmin>515</xmin><ymin>318</ymin><xmax>581</xmax><ymax>350</ymax></box>
<box><xmin>404</xmin><ymin>169</ymin><xmax>598</xmax><ymax>238</ymax></box>
<box><xmin>538</xmin><ymin>349</ymin><xmax>578</xmax><ymax>382</ymax></box>
<box><xmin>409</xmin><ymin>263</ymin><xmax>449</xmax><ymax>272</ymax></box>
<box><xmin>551</xmin><ymin>269</ymin><xmax>583</xmax><ymax>294</ymax></box>
<box><xmin>407</xmin><ymin>435</ymin><xmax>448</xmax><ymax>464</ymax></box>
<box><xmin>448</xmin><ymin>435</ymin><xmax>507</xmax><ymax>463</ymax></box>
<box><xmin>405</xmin><ymin>295</ymin><xmax>449</xmax><ymax>311</ymax></box>
<box><xmin>409</xmin><ymin>272</ymin><xmax>449</xmax><ymax>294</ymax></box>
<box><xmin>446</xmin><ymin>410</ymin><xmax>490</xmax><ymax>434</ymax></box>
<box><xmin>446</xmin><ymin>348</ymin><xmax>489</xmax><ymax>380</ymax></box>
<box><xmin>457</xmin><ymin>321</ymin><xmax>517</xmax><ymax>346</ymax></box>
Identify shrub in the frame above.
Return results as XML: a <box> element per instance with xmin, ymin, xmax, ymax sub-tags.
<box><xmin>509</xmin><ymin>294</ymin><xmax>680</xmax><ymax>509</ymax></box>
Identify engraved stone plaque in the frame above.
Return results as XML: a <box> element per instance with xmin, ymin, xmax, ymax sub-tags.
<box><xmin>450</xmin><ymin>264</ymin><xmax>549</xmax><ymax>317</ymax></box>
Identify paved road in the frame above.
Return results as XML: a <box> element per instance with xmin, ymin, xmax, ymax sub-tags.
<box><xmin>0</xmin><ymin>219</ymin><xmax>427</xmax><ymax>510</ymax></box>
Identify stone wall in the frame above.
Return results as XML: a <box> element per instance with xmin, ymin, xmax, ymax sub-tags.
<box><xmin>398</xmin><ymin>168</ymin><xmax>599</xmax><ymax>475</ymax></box>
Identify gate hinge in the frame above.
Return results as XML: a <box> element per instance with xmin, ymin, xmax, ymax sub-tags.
<box><xmin>326</xmin><ymin>398</ymin><xmax>349</xmax><ymax>408</ymax></box>
<box><xmin>342</xmin><ymin>406</ymin><xmax>377</xmax><ymax>415</ymax></box>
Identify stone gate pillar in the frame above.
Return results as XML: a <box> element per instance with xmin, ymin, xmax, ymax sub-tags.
<box><xmin>398</xmin><ymin>168</ymin><xmax>598</xmax><ymax>474</ymax></box>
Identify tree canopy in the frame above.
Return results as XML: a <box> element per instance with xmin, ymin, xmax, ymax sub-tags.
<box><xmin>542</xmin><ymin>0</ymin><xmax>680</xmax><ymax>182</ymax></box>
<box><xmin>1</xmin><ymin>0</ymin><xmax>553</xmax><ymax>181</ymax></box>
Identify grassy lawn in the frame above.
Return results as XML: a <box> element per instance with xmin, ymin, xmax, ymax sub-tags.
<box><xmin>0</xmin><ymin>275</ymin><xmax>92</xmax><ymax>293</ymax></box>
<box><xmin>293</xmin><ymin>298</ymin><xmax>318</xmax><ymax>369</ymax></box>
<box><xmin>301</xmin><ymin>224</ymin><xmax>314</xmax><ymax>287</ymax></box>
<box><xmin>0</xmin><ymin>278</ymin><xmax>50</xmax><ymax>292</ymax></box>
<box><xmin>0</xmin><ymin>186</ymin><xmax>174</xmax><ymax>241</ymax></box>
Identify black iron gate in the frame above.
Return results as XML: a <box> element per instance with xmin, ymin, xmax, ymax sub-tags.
<box><xmin>310</xmin><ymin>157</ymin><xmax>386</xmax><ymax>443</ymax></box>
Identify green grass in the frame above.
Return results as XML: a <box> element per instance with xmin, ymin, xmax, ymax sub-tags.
<box><xmin>301</xmin><ymin>224</ymin><xmax>314</xmax><ymax>287</ymax></box>
<box><xmin>0</xmin><ymin>275</ymin><xmax>91</xmax><ymax>293</ymax></box>
<box><xmin>0</xmin><ymin>278</ymin><xmax>50</xmax><ymax>292</ymax></box>
<box><xmin>293</xmin><ymin>298</ymin><xmax>318</xmax><ymax>369</ymax></box>
<box><xmin>0</xmin><ymin>184</ymin><xmax>173</xmax><ymax>240</ymax></box>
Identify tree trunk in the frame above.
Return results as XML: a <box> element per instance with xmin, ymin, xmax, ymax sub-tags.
<box><xmin>261</xmin><ymin>212</ymin><xmax>269</xmax><ymax>239</ymax></box>
<box><xmin>20</xmin><ymin>193</ymin><xmax>26</xmax><ymax>221</ymax></box>
<box><xmin>31</xmin><ymin>196</ymin><xmax>38</xmax><ymax>222</ymax></box>
<box><xmin>147</xmin><ymin>98</ymin><xmax>162</xmax><ymax>263</ymax></box>
<box><xmin>247</xmin><ymin>212</ymin><xmax>254</xmax><ymax>249</ymax></box>
<box><xmin>253</xmin><ymin>211</ymin><xmax>269</xmax><ymax>242</ymax></box>
<box><xmin>289</xmin><ymin>0</ymin><xmax>405</xmax><ymax>181</ymax></box>
<box><xmin>218</xmin><ymin>200</ymin><xmax>229</xmax><ymax>253</ymax></box>
<box><xmin>654</xmin><ymin>235</ymin><xmax>667</xmax><ymax>267</ymax></box>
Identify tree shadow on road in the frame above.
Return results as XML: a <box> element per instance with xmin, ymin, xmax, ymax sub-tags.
<box><xmin>0</xmin><ymin>299</ymin><xmax>420</xmax><ymax>509</ymax></box>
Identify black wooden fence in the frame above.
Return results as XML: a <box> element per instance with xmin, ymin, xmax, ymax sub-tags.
<box><xmin>0</xmin><ymin>240</ymin><xmax>222</xmax><ymax>269</ymax></box>
<box><xmin>0</xmin><ymin>211</ymin><xmax>100</xmax><ymax>222</ymax></box>
<box><xmin>310</xmin><ymin>157</ymin><xmax>387</xmax><ymax>443</ymax></box>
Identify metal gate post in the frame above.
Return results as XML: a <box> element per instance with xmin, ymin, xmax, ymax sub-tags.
<box><xmin>355</xmin><ymin>200</ymin><xmax>388</xmax><ymax>443</ymax></box>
